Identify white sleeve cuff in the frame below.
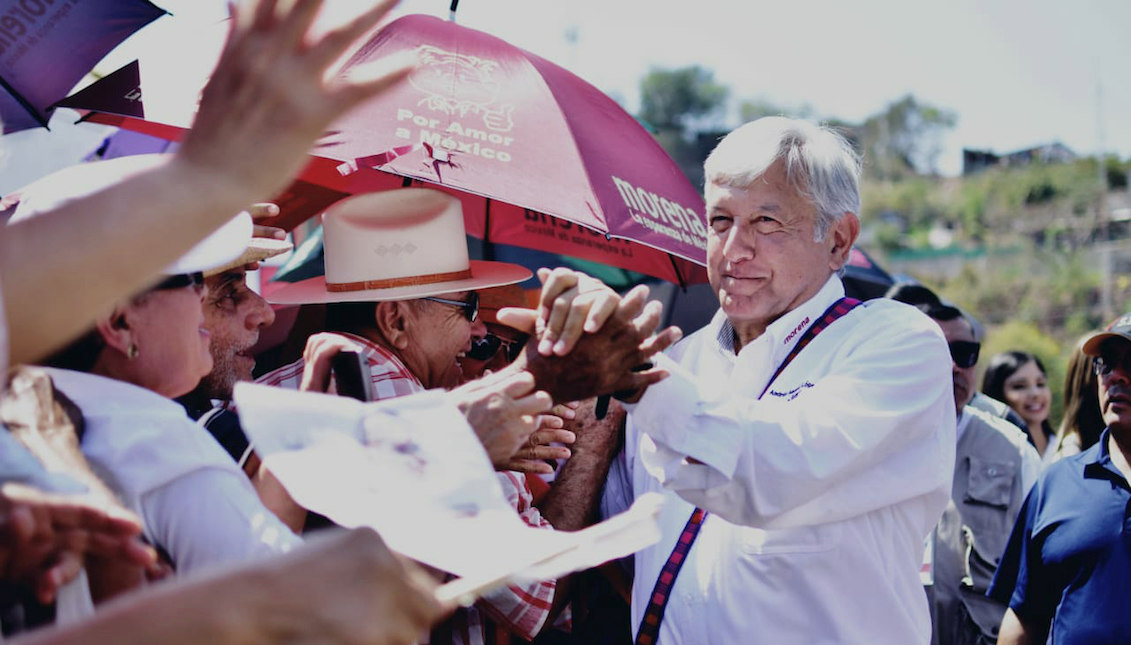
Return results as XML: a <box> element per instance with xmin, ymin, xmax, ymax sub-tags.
<box><xmin>633</xmin><ymin>353</ymin><xmax>745</xmax><ymax>480</ymax></box>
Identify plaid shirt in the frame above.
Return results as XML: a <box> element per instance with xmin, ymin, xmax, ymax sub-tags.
<box><xmin>255</xmin><ymin>332</ymin><xmax>424</xmax><ymax>399</ymax></box>
<box><xmin>427</xmin><ymin>470</ymin><xmax>559</xmax><ymax>645</ymax></box>
<box><xmin>257</xmin><ymin>332</ymin><xmax>557</xmax><ymax>644</ymax></box>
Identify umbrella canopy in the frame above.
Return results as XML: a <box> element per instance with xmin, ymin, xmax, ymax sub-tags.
<box><xmin>62</xmin><ymin>14</ymin><xmax>709</xmax><ymax>286</ymax></box>
<box><xmin>842</xmin><ymin>246</ymin><xmax>895</xmax><ymax>300</ymax></box>
<box><xmin>0</xmin><ymin>0</ymin><xmax>165</xmax><ymax>133</ymax></box>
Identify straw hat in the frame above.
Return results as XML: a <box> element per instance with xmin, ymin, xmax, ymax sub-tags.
<box><xmin>268</xmin><ymin>189</ymin><xmax>531</xmax><ymax>304</ymax></box>
<box><xmin>203</xmin><ymin>236</ymin><xmax>292</xmax><ymax>278</ymax></box>
<box><xmin>9</xmin><ymin>154</ymin><xmax>252</xmax><ymax>276</ymax></box>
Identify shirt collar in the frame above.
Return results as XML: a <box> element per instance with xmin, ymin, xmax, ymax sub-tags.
<box><xmin>713</xmin><ymin>275</ymin><xmax>845</xmax><ymax>356</ymax></box>
<box><xmin>956</xmin><ymin>406</ymin><xmax>972</xmax><ymax>443</ymax></box>
<box><xmin>335</xmin><ymin>331</ymin><xmax>422</xmax><ymax>386</ymax></box>
<box><xmin>1083</xmin><ymin>428</ymin><xmax>1130</xmax><ymax>489</ymax></box>
<box><xmin>42</xmin><ymin>368</ymin><xmax>188</xmax><ymax>419</ymax></box>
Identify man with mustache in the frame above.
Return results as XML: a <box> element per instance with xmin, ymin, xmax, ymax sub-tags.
<box><xmin>990</xmin><ymin>313</ymin><xmax>1131</xmax><ymax>645</ymax></box>
<box><xmin>173</xmin><ymin>210</ymin><xmax>308</xmax><ymax>531</ymax></box>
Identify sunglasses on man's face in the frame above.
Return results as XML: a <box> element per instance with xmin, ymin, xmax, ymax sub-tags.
<box><xmin>1093</xmin><ymin>351</ymin><xmax>1131</xmax><ymax>378</ymax></box>
<box><xmin>466</xmin><ymin>333</ymin><xmax>524</xmax><ymax>363</ymax></box>
<box><xmin>153</xmin><ymin>271</ymin><xmax>205</xmax><ymax>293</ymax></box>
<box><xmin>420</xmin><ymin>291</ymin><xmax>479</xmax><ymax>323</ymax></box>
<box><xmin>948</xmin><ymin>340</ymin><xmax>980</xmax><ymax>368</ymax></box>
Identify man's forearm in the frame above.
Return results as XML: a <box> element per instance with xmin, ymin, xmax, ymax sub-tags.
<box><xmin>15</xmin><ymin>565</ymin><xmax>268</xmax><ymax>645</ymax></box>
<box><xmin>537</xmin><ymin>399</ymin><xmax>625</xmax><ymax>531</ymax></box>
<box><xmin>997</xmin><ymin>608</ymin><xmax>1047</xmax><ymax>645</ymax></box>
<box><xmin>1</xmin><ymin>161</ymin><xmax>256</xmax><ymax>366</ymax></box>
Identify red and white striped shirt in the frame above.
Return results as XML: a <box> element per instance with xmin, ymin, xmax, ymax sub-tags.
<box><xmin>257</xmin><ymin>331</ymin><xmax>558</xmax><ymax>644</ymax></box>
<box><xmin>256</xmin><ymin>332</ymin><xmax>423</xmax><ymax>399</ymax></box>
<box><xmin>427</xmin><ymin>470</ymin><xmax>559</xmax><ymax>645</ymax></box>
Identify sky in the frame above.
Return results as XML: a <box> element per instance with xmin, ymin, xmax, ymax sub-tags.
<box><xmin>3</xmin><ymin>0</ymin><xmax>1129</xmax><ymax>192</ymax></box>
<box><xmin>395</xmin><ymin>0</ymin><xmax>1131</xmax><ymax>176</ymax></box>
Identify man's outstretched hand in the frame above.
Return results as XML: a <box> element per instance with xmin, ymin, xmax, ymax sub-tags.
<box><xmin>176</xmin><ymin>0</ymin><xmax>413</xmax><ymax>205</ymax></box>
<box><xmin>447</xmin><ymin>370</ymin><xmax>553</xmax><ymax>469</ymax></box>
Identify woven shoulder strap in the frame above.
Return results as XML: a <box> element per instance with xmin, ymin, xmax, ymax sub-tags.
<box><xmin>633</xmin><ymin>297</ymin><xmax>861</xmax><ymax>645</ymax></box>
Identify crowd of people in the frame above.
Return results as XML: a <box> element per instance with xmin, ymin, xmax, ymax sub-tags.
<box><xmin>0</xmin><ymin>1</ymin><xmax>1129</xmax><ymax>645</ymax></box>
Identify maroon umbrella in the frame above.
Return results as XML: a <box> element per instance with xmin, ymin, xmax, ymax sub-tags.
<box><xmin>0</xmin><ymin>0</ymin><xmax>165</xmax><ymax>133</ymax></box>
<box><xmin>64</xmin><ymin>14</ymin><xmax>708</xmax><ymax>285</ymax></box>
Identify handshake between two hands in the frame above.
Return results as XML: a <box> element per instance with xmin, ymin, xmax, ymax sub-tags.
<box><xmin>500</xmin><ymin>267</ymin><xmax>682</xmax><ymax>403</ymax></box>
<box><xmin>449</xmin><ymin>267</ymin><xmax>681</xmax><ymax>471</ymax></box>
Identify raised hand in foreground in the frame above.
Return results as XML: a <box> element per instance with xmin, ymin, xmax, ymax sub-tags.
<box><xmin>2</xmin><ymin>0</ymin><xmax>412</xmax><ymax>366</ymax></box>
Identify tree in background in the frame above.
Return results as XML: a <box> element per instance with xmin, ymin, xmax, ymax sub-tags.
<box><xmin>738</xmin><ymin>98</ymin><xmax>813</xmax><ymax>122</ymax></box>
<box><xmin>636</xmin><ymin>66</ymin><xmax>728</xmax><ymax>189</ymax></box>
<box><xmin>858</xmin><ymin>94</ymin><xmax>957</xmax><ymax>180</ymax></box>
<box><xmin>638</xmin><ymin>65</ymin><xmax>728</xmax><ymax>133</ymax></box>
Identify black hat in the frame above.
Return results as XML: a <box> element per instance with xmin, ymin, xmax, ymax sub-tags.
<box><xmin>886</xmin><ymin>283</ymin><xmax>963</xmax><ymax>320</ymax></box>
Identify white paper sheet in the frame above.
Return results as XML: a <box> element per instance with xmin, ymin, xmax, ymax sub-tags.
<box><xmin>234</xmin><ymin>383</ymin><xmax>662</xmax><ymax>587</ymax></box>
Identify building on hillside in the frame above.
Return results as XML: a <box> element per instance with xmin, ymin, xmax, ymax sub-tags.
<box><xmin>962</xmin><ymin>142</ymin><xmax>1077</xmax><ymax>175</ymax></box>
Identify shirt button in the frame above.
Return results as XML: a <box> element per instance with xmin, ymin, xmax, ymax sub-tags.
<box><xmin>988</xmin><ymin>468</ymin><xmax>998</xmax><ymax>476</ymax></box>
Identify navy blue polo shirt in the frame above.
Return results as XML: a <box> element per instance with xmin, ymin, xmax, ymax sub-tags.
<box><xmin>988</xmin><ymin>429</ymin><xmax>1131</xmax><ymax>644</ymax></box>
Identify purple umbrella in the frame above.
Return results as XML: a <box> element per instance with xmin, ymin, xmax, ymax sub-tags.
<box><xmin>0</xmin><ymin>0</ymin><xmax>166</xmax><ymax>133</ymax></box>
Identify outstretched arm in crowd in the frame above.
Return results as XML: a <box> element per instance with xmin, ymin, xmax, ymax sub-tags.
<box><xmin>0</xmin><ymin>0</ymin><xmax>411</xmax><ymax>366</ymax></box>
<box><xmin>14</xmin><ymin>527</ymin><xmax>448</xmax><ymax>645</ymax></box>
<box><xmin>534</xmin><ymin>398</ymin><xmax>626</xmax><ymax>531</ymax></box>
<box><xmin>493</xmin><ymin>269</ymin><xmax>680</xmax><ymax>521</ymax></box>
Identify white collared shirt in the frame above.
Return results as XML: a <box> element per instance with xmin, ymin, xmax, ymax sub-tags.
<box><xmin>45</xmin><ymin>368</ymin><xmax>302</xmax><ymax>574</ymax></box>
<box><xmin>619</xmin><ymin>276</ymin><xmax>955</xmax><ymax>644</ymax></box>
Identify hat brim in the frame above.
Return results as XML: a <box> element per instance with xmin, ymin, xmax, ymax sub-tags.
<box><xmin>1082</xmin><ymin>331</ymin><xmax>1131</xmax><ymax>356</ymax></box>
<box><xmin>267</xmin><ymin>260</ymin><xmax>532</xmax><ymax>305</ymax></box>
<box><xmin>204</xmin><ymin>238</ymin><xmax>293</xmax><ymax>278</ymax></box>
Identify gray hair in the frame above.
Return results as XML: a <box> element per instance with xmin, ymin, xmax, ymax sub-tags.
<box><xmin>704</xmin><ymin>117</ymin><xmax>861</xmax><ymax>241</ymax></box>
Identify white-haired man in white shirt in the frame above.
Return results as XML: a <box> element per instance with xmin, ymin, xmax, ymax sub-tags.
<box><xmin>526</xmin><ymin>117</ymin><xmax>956</xmax><ymax>644</ymax></box>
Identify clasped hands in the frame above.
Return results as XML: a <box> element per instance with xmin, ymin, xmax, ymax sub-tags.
<box><xmin>500</xmin><ymin>268</ymin><xmax>682</xmax><ymax>404</ymax></box>
<box><xmin>447</xmin><ymin>268</ymin><xmax>680</xmax><ymax>471</ymax></box>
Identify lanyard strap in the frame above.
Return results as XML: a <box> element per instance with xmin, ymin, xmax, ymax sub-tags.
<box><xmin>633</xmin><ymin>297</ymin><xmax>861</xmax><ymax>645</ymax></box>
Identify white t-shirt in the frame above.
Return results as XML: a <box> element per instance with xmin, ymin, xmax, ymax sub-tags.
<box><xmin>45</xmin><ymin>368</ymin><xmax>301</xmax><ymax>574</ymax></box>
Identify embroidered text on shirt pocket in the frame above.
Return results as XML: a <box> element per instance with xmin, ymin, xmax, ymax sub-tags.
<box><xmin>964</xmin><ymin>456</ymin><xmax>1015</xmax><ymax>509</ymax></box>
<box><xmin>738</xmin><ymin>522</ymin><xmax>843</xmax><ymax>555</ymax></box>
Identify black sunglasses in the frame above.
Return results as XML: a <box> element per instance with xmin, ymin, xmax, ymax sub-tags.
<box><xmin>1094</xmin><ymin>352</ymin><xmax>1131</xmax><ymax>378</ymax></box>
<box><xmin>466</xmin><ymin>333</ymin><xmax>524</xmax><ymax>363</ymax></box>
<box><xmin>949</xmin><ymin>340</ymin><xmax>980</xmax><ymax>368</ymax></box>
<box><xmin>421</xmin><ymin>292</ymin><xmax>479</xmax><ymax>322</ymax></box>
<box><xmin>153</xmin><ymin>271</ymin><xmax>205</xmax><ymax>292</ymax></box>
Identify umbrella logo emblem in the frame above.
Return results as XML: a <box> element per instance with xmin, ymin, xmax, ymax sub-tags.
<box><xmin>409</xmin><ymin>45</ymin><xmax>515</xmax><ymax>133</ymax></box>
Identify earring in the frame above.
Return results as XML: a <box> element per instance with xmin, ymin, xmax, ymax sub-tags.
<box><xmin>126</xmin><ymin>343</ymin><xmax>139</xmax><ymax>360</ymax></box>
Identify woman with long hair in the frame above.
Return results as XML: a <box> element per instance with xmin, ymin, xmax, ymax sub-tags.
<box><xmin>982</xmin><ymin>351</ymin><xmax>1056</xmax><ymax>459</ymax></box>
<box><xmin>1052</xmin><ymin>336</ymin><xmax>1105</xmax><ymax>460</ymax></box>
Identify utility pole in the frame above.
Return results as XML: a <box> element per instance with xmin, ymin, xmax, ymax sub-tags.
<box><xmin>1096</xmin><ymin>72</ymin><xmax>1115</xmax><ymax>321</ymax></box>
